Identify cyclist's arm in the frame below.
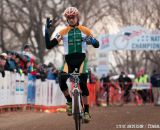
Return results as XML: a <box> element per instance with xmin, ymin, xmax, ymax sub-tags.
<box><xmin>87</xmin><ymin>35</ymin><xmax>99</xmax><ymax>48</ymax></box>
<box><xmin>79</xmin><ymin>25</ymin><xmax>99</xmax><ymax>48</ymax></box>
<box><xmin>45</xmin><ymin>30</ymin><xmax>61</xmax><ymax>49</ymax></box>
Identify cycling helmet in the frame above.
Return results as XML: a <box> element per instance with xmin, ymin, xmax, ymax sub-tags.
<box><xmin>63</xmin><ymin>7</ymin><xmax>80</xmax><ymax>18</ymax></box>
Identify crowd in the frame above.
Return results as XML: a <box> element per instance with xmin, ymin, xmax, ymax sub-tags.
<box><xmin>99</xmin><ymin>68</ymin><xmax>160</xmax><ymax>106</ymax></box>
<box><xmin>98</xmin><ymin>72</ymin><xmax>131</xmax><ymax>106</ymax></box>
<box><xmin>0</xmin><ymin>44</ymin><xmax>59</xmax><ymax>82</ymax></box>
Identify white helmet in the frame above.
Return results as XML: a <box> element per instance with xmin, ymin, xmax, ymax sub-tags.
<box><xmin>63</xmin><ymin>7</ymin><xmax>80</xmax><ymax>18</ymax></box>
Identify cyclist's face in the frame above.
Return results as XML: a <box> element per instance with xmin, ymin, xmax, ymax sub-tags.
<box><xmin>67</xmin><ymin>15</ymin><xmax>78</xmax><ymax>26</ymax></box>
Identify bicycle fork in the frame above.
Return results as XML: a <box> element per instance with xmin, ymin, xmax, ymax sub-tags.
<box><xmin>72</xmin><ymin>88</ymin><xmax>83</xmax><ymax>116</ymax></box>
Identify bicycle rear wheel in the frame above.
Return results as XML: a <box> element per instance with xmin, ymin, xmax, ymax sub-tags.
<box><xmin>74</xmin><ymin>89</ymin><xmax>81</xmax><ymax>130</ymax></box>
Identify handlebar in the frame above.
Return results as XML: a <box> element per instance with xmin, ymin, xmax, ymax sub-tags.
<box><xmin>60</xmin><ymin>69</ymin><xmax>80</xmax><ymax>83</ymax></box>
<box><xmin>61</xmin><ymin>72</ymin><xmax>80</xmax><ymax>78</ymax></box>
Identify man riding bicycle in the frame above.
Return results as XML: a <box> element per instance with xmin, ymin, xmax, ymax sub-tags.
<box><xmin>45</xmin><ymin>7</ymin><xmax>99</xmax><ymax>123</ymax></box>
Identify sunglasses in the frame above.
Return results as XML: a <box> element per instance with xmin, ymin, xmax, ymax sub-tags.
<box><xmin>67</xmin><ymin>15</ymin><xmax>76</xmax><ymax>19</ymax></box>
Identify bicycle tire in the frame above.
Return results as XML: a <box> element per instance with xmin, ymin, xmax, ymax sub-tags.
<box><xmin>74</xmin><ymin>89</ymin><xmax>81</xmax><ymax>130</ymax></box>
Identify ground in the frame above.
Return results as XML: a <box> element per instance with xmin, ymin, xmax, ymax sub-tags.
<box><xmin>0</xmin><ymin>105</ymin><xmax>160</xmax><ymax>130</ymax></box>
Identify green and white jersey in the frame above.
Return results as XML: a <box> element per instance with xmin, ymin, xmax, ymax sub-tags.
<box><xmin>55</xmin><ymin>25</ymin><xmax>92</xmax><ymax>55</ymax></box>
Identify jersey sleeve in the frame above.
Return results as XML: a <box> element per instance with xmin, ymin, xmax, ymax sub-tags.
<box><xmin>54</xmin><ymin>26</ymin><xmax>70</xmax><ymax>44</ymax></box>
<box><xmin>78</xmin><ymin>25</ymin><xmax>92</xmax><ymax>36</ymax></box>
<box><xmin>78</xmin><ymin>25</ymin><xmax>99</xmax><ymax>48</ymax></box>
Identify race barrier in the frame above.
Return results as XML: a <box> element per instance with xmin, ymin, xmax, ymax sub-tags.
<box><xmin>0</xmin><ymin>71</ymin><xmax>27</xmax><ymax>106</ymax></box>
<box><xmin>0</xmin><ymin>72</ymin><xmax>67</xmax><ymax>112</ymax></box>
<box><xmin>0</xmin><ymin>71</ymin><xmax>97</xmax><ymax>113</ymax></box>
<box><xmin>35</xmin><ymin>79</ymin><xmax>66</xmax><ymax>112</ymax></box>
<box><xmin>132</xmin><ymin>83</ymin><xmax>151</xmax><ymax>90</ymax></box>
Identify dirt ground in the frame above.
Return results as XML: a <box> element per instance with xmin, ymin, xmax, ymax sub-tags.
<box><xmin>0</xmin><ymin>105</ymin><xmax>160</xmax><ymax>130</ymax></box>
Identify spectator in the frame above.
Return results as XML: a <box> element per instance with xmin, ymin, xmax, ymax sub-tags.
<box><xmin>118</xmin><ymin>71</ymin><xmax>126</xmax><ymax>90</ymax></box>
<box><xmin>0</xmin><ymin>53</ymin><xmax>6</xmax><ymax>77</ymax></box>
<box><xmin>22</xmin><ymin>43</ymin><xmax>35</xmax><ymax>59</ymax></box>
<box><xmin>118</xmin><ymin>72</ymin><xmax>133</xmax><ymax>103</ymax></box>
<box><xmin>14</xmin><ymin>53</ymin><xmax>23</xmax><ymax>74</ymax></box>
<box><xmin>100</xmin><ymin>74</ymin><xmax>111</xmax><ymax>106</ymax></box>
<box><xmin>4</xmin><ymin>51</ymin><xmax>12</xmax><ymax>71</ymax></box>
<box><xmin>0</xmin><ymin>53</ymin><xmax>9</xmax><ymax>72</ymax></box>
<box><xmin>88</xmin><ymin>68</ymin><xmax>96</xmax><ymax>84</ymax></box>
<box><xmin>22</xmin><ymin>44</ymin><xmax>31</xmax><ymax>54</ymax></box>
<box><xmin>36</xmin><ymin>64</ymin><xmax>47</xmax><ymax>81</ymax></box>
<box><xmin>150</xmin><ymin>70</ymin><xmax>160</xmax><ymax>106</ymax></box>
<box><xmin>123</xmin><ymin>75</ymin><xmax>132</xmax><ymax>103</ymax></box>
<box><xmin>109</xmin><ymin>78</ymin><xmax>122</xmax><ymax>106</ymax></box>
<box><xmin>21</xmin><ymin>44</ymin><xmax>36</xmax><ymax>75</ymax></box>
<box><xmin>47</xmin><ymin>62</ymin><xmax>55</xmax><ymax>80</ymax></box>
<box><xmin>1</xmin><ymin>53</ymin><xmax>7</xmax><ymax>59</ymax></box>
<box><xmin>8</xmin><ymin>52</ymin><xmax>17</xmax><ymax>72</ymax></box>
<box><xmin>19</xmin><ymin>54</ymin><xmax>28</xmax><ymax>75</ymax></box>
<box><xmin>135</xmin><ymin>68</ymin><xmax>149</xmax><ymax>104</ymax></box>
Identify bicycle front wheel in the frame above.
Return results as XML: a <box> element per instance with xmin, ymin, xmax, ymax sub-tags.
<box><xmin>74</xmin><ymin>89</ymin><xmax>81</xmax><ymax>130</ymax></box>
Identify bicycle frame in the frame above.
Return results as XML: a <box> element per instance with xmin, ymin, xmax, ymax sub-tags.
<box><xmin>71</xmin><ymin>74</ymin><xmax>83</xmax><ymax>115</ymax></box>
<box><xmin>69</xmin><ymin>72</ymin><xmax>84</xmax><ymax>130</ymax></box>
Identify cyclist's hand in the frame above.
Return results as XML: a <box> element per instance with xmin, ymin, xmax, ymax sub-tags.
<box><xmin>46</xmin><ymin>17</ymin><xmax>53</xmax><ymax>29</ymax></box>
<box><xmin>83</xmin><ymin>36</ymin><xmax>97</xmax><ymax>45</ymax></box>
<box><xmin>45</xmin><ymin>17</ymin><xmax>54</xmax><ymax>37</ymax></box>
<box><xmin>82</xmin><ymin>36</ymin><xmax>92</xmax><ymax>45</ymax></box>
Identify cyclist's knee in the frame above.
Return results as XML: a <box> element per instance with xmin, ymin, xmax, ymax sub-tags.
<box><xmin>59</xmin><ymin>82</ymin><xmax>68</xmax><ymax>92</ymax></box>
<box><xmin>58</xmin><ymin>72</ymin><xmax>68</xmax><ymax>91</ymax></box>
<box><xmin>59</xmin><ymin>72</ymin><xmax>68</xmax><ymax>81</ymax></box>
<box><xmin>79</xmin><ymin>75</ymin><xmax>89</xmax><ymax>96</ymax></box>
<box><xmin>81</xmin><ymin>86</ymin><xmax>89</xmax><ymax>96</ymax></box>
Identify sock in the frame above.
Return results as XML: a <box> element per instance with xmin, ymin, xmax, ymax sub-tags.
<box><xmin>65</xmin><ymin>95</ymin><xmax>72</xmax><ymax>103</ymax></box>
<box><xmin>84</xmin><ymin>104</ymin><xmax>89</xmax><ymax>113</ymax></box>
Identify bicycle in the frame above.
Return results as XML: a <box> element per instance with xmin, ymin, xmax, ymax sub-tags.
<box><xmin>66</xmin><ymin>69</ymin><xmax>84</xmax><ymax>130</ymax></box>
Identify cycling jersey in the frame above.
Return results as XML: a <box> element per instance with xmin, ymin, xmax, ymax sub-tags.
<box><xmin>55</xmin><ymin>25</ymin><xmax>92</xmax><ymax>55</ymax></box>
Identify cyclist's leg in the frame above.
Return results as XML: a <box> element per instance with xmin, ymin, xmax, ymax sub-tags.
<box><xmin>59</xmin><ymin>72</ymin><xmax>71</xmax><ymax>101</ymax></box>
<box><xmin>79</xmin><ymin>73</ymin><xmax>91</xmax><ymax>123</ymax></box>
<box><xmin>78</xmin><ymin>58</ymin><xmax>91</xmax><ymax>122</ymax></box>
<box><xmin>79</xmin><ymin>58</ymin><xmax>89</xmax><ymax>113</ymax></box>
<box><xmin>59</xmin><ymin>72</ymin><xmax>73</xmax><ymax>115</ymax></box>
<box><xmin>59</xmin><ymin>61</ymin><xmax>72</xmax><ymax>101</ymax></box>
<box><xmin>59</xmin><ymin>65</ymin><xmax>72</xmax><ymax>115</ymax></box>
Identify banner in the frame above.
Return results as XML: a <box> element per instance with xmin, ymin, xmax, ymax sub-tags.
<box><xmin>0</xmin><ymin>72</ymin><xmax>66</xmax><ymax>107</ymax></box>
<box><xmin>0</xmin><ymin>71</ymin><xmax>95</xmax><ymax>108</ymax></box>
<box><xmin>132</xmin><ymin>83</ymin><xmax>151</xmax><ymax>90</ymax></box>
<box><xmin>35</xmin><ymin>80</ymin><xmax>66</xmax><ymax>106</ymax></box>
<box><xmin>27</xmin><ymin>74</ymin><xmax>36</xmax><ymax>104</ymax></box>
<box><xmin>0</xmin><ymin>72</ymin><xmax>5</xmax><ymax>105</ymax></box>
<box><xmin>15</xmin><ymin>73</ymin><xmax>26</xmax><ymax>104</ymax></box>
<box><xmin>98</xmin><ymin>26</ymin><xmax>160</xmax><ymax>51</ymax></box>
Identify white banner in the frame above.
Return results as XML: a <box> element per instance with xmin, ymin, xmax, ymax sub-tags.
<box><xmin>132</xmin><ymin>83</ymin><xmax>151</xmax><ymax>90</ymax></box>
<box><xmin>15</xmin><ymin>73</ymin><xmax>27</xmax><ymax>104</ymax></box>
<box><xmin>0</xmin><ymin>72</ymin><xmax>66</xmax><ymax>107</ymax></box>
<box><xmin>98</xmin><ymin>26</ymin><xmax>160</xmax><ymax>51</ymax></box>
<box><xmin>35</xmin><ymin>80</ymin><xmax>66</xmax><ymax>106</ymax></box>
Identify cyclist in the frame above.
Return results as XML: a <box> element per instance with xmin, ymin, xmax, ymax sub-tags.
<box><xmin>45</xmin><ymin>7</ymin><xmax>99</xmax><ymax>123</ymax></box>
